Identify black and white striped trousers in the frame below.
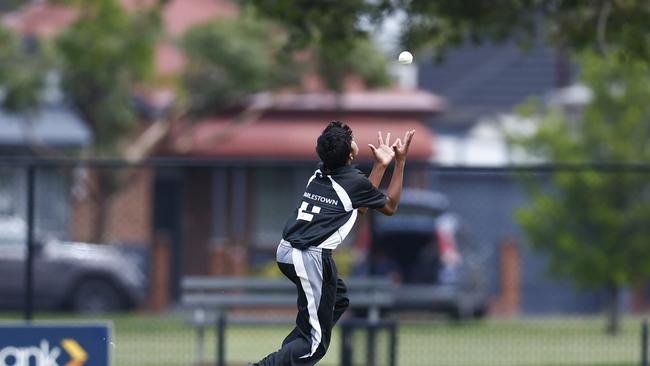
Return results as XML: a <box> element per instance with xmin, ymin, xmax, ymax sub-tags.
<box><xmin>255</xmin><ymin>241</ymin><xmax>349</xmax><ymax>366</ymax></box>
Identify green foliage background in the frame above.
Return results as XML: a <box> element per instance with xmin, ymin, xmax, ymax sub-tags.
<box><xmin>513</xmin><ymin>53</ymin><xmax>650</xmax><ymax>288</ymax></box>
<box><xmin>248</xmin><ymin>0</ymin><xmax>650</xmax><ymax>63</ymax></box>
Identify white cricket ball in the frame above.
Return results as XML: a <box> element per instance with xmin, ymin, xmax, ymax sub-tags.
<box><xmin>398</xmin><ymin>51</ymin><xmax>413</xmax><ymax>65</ymax></box>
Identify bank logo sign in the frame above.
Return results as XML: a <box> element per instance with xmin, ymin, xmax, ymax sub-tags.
<box><xmin>0</xmin><ymin>324</ymin><xmax>110</xmax><ymax>366</ymax></box>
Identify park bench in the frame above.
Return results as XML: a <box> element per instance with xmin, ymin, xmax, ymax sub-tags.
<box><xmin>182</xmin><ymin>276</ymin><xmax>397</xmax><ymax>366</ymax></box>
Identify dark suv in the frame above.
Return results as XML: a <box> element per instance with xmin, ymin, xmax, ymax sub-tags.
<box><xmin>366</xmin><ymin>189</ymin><xmax>489</xmax><ymax>319</ymax></box>
<box><xmin>0</xmin><ymin>216</ymin><xmax>148</xmax><ymax>312</ymax></box>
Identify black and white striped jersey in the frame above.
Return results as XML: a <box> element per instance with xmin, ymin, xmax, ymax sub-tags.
<box><xmin>282</xmin><ymin>163</ymin><xmax>387</xmax><ymax>250</ymax></box>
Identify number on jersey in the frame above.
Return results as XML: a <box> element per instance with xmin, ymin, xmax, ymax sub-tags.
<box><xmin>297</xmin><ymin>201</ymin><xmax>321</xmax><ymax>222</ymax></box>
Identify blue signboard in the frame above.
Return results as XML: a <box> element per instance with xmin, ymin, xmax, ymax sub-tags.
<box><xmin>0</xmin><ymin>323</ymin><xmax>111</xmax><ymax>366</ymax></box>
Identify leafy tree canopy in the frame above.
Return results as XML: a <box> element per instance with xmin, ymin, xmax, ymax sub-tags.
<box><xmin>181</xmin><ymin>13</ymin><xmax>300</xmax><ymax>116</ymax></box>
<box><xmin>248</xmin><ymin>0</ymin><xmax>650</xmax><ymax>62</ymax></box>
<box><xmin>181</xmin><ymin>9</ymin><xmax>391</xmax><ymax>116</ymax></box>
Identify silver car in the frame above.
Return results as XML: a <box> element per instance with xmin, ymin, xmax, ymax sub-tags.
<box><xmin>0</xmin><ymin>216</ymin><xmax>148</xmax><ymax>312</ymax></box>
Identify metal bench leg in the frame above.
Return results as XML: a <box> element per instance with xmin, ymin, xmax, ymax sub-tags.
<box><xmin>196</xmin><ymin>326</ymin><xmax>205</xmax><ymax>365</ymax></box>
<box><xmin>366</xmin><ymin>306</ymin><xmax>380</xmax><ymax>366</ymax></box>
<box><xmin>341</xmin><ymin>323</ymin><xmax>353</xmax><ymax>366</ymax></box>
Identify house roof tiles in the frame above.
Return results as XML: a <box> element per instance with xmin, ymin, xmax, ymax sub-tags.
<box><xmin>419</xmin><ymin>40</ymin><xmax>577</xmax><ymax>130</ymax></box>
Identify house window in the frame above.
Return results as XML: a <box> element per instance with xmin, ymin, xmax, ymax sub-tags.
<box><xmin>36</xmin><ymin>168</ymin><xmax>70</xmax><ymax>240</ymax></box>
<box><xmin>253</xmin><ymin>167</ymin><xmax>311</xmax><ymax>248</ymax></box>
<box><xmin>0</xmin><ymin>167</ymin><xmax>69</xmax><ymax>241</ymax></box>
<box><xmin>0</xmin><ymin>167</ymin><xmax>22</xmax><ymax>218</ymax></box>
<box><xmin>0</xmin><ymin>168</ymin><xmax>24</xmax><ymax>245</ymax></box>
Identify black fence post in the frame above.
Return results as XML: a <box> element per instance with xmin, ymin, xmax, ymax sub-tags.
<box><xmin>389</xmin><ymin>321</ymin><xmax>397</xmax><ymax>366</ymax></box>
<box><xmin>216</xmin><ymin>311</ymin><xmax>226</xmax><ymax>366</ymax></box>
<box><xmin>366</xmin><ymin>324</ymin><xmax>377</xmax><ymax>366</ymax></box>
<box><xmin>23</xmin><ymin>164</ymin><xmax>36</xmax><ymax>322</ymax></box>
<box><xmin>642</xmin><ymin>319</ymin><xmax>648</xmax><ymax>366</ymax></box>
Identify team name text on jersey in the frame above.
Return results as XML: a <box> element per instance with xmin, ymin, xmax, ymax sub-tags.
<box><xmin>303</xmin><ymin>192</ymin><xmax>339</xmax><ymax>206</ymax></box>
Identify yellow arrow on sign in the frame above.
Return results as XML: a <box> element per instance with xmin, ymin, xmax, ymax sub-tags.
<box><xmin>61</xmin><ymin>339</ymin><xmax>88</xmax><ymax>366</ymax></box>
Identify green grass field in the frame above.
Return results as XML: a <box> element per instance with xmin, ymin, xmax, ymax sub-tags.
<box><xmin>1</xmin><ymin>313</ymin><xmax>643</xmax><ymax>366</ymax></box>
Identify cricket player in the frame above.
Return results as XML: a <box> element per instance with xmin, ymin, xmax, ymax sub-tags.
<box><xmin>253</xmin><ymin>121</ymin><xmax>414</xmax><ymax>365</ymax></box>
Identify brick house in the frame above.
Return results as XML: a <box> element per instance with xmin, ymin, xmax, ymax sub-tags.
<box><xmin>4</xmin><ymin>0</ymin><xmax>447</xmax><ymax>304</ymax></box>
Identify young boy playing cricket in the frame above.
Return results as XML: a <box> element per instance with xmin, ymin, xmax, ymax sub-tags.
<box><xmin>253</xmin><ymin>121</ymin><xmax>414</xmax><ymax>366</ymax></box>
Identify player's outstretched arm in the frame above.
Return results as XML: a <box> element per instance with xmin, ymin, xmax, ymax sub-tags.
<box><xmin>367</xmin><ymin>131</ymin><xmax>395</xmax><ymax>186</ymax></box>
<box><xmin>377</xmin><ymin>129</ymin><xmax>415</xmax><ymax>216</ymax></box>
<box><xmin>359</xmin><ymin>131</ymin><xmax>395</xmax><ymax>215</ymax></box>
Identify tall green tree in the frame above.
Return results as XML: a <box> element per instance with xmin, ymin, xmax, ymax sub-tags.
<box><xmin>56</xmin><ymin>0</ymin><xmax>160</xmax><ymax>155</ymax></box>
<box><xmin>2</xmin><ymin>1</ymin><xmax>159</xmax><ymax>157</ymax></box>
<box><xmin>54</xmin><ymin>0</ymin><xmax>161</xmax><ymax>242</ymax></box>
<box><xmin>1</xmin><ymin>1</ymin><xmax>161</xmax><ymax>154</ymax></box>
<box><xmin>248</xmin><ymin>0</ymin><xmax>650</xmax><ymax>62</ymax></box>
<box><xmin>511</xmin><ymin>53</ymin><xmax>650</xmax><ymax>334</ymax></box>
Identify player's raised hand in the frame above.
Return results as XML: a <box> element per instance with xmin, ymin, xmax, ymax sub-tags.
<box><xmin>368</xmin><ymin>131</ymin><xmax>395</xmax><ymax>166</ymax></box>
<box><xmin>392</xmin><ymin>129</ymin><xmax>415</xmax><ymax>162</ymax></box>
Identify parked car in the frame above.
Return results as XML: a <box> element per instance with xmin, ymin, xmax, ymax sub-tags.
<box><xmin>0</xmin><ymin>216</ymin><xmax>148</xmax><ymax>312</ymax></box>
<box><xmin>366</xmin><ymin>189</ymin><xmax>489</xmax><ymax>319</ymax></box>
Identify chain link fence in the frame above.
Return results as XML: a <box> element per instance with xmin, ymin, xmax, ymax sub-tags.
<box><xmin>0</xmin><ymin>158</ymin><xmax>648</xmax><ymax>366</ymax></box>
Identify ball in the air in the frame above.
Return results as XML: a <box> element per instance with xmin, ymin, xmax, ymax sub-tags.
<box><xmin>398</xmin><ymin>51</ymin><xmax>413</xmax><ymax>65</ymax></box>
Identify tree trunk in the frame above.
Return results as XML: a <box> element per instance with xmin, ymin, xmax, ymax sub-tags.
<box><xmin>605</xmin><ymin>284</ymin><xmax>620</xmax><ymax>336</ymax></box>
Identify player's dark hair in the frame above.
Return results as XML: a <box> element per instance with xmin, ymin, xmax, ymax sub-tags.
<box><xmin>316</xmin><ymin>121</ymin><xmax>353</xmax><ymax>172</ymax></box>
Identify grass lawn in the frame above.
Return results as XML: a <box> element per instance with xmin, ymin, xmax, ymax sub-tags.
<box><xmin>0</xmin><ymin>313</ymin><xmax>643</xmax><ymax>366</ymax></box>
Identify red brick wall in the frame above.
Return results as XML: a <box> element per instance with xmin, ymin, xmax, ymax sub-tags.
<box><xmin>71</xmin><ymin>169</ymin><xmax>152</xmax><ymax>245</ymax></box>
